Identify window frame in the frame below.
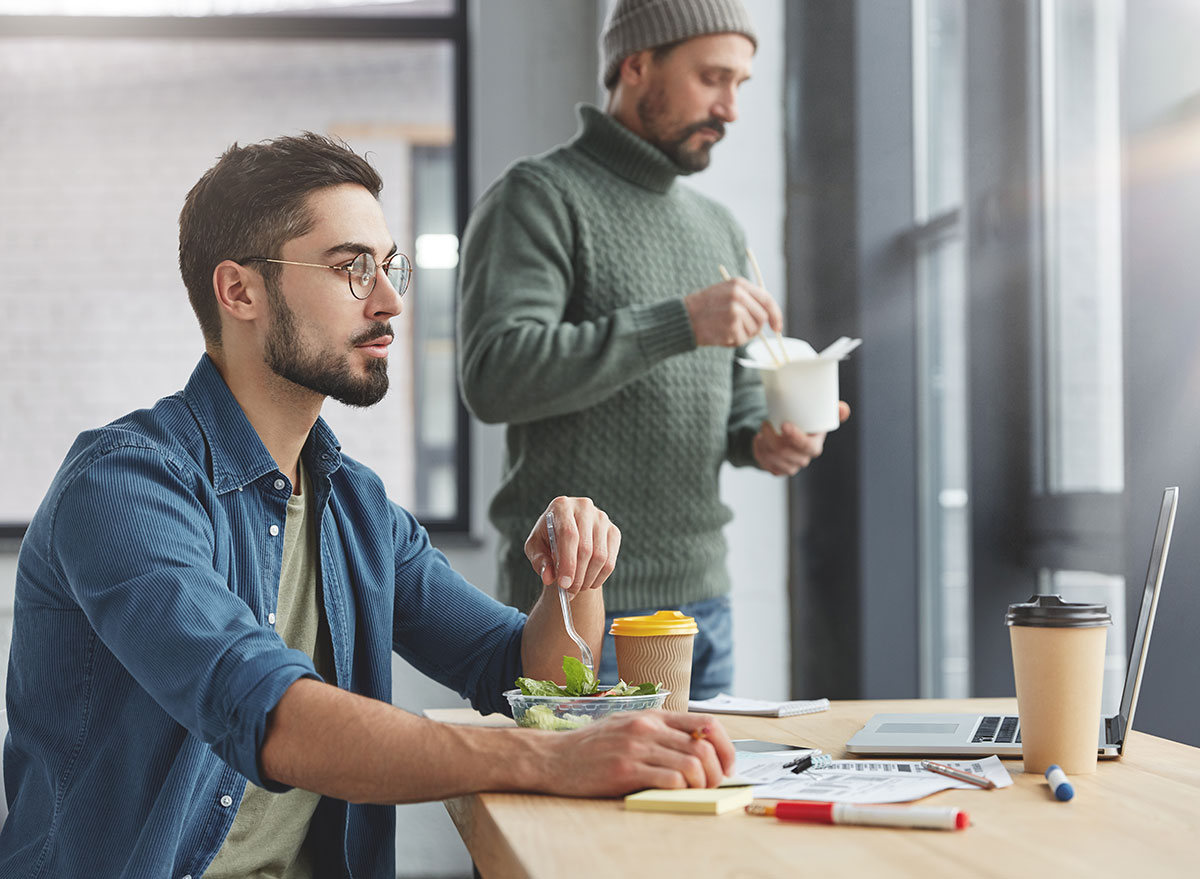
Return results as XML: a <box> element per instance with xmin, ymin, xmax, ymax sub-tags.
<box><xmin>0</xmin><ymin>2</ymin><xmax>473</xmax><ymax>539</ymax></box>
<box><xmin>785</xmin><ymin>0</ymin><xmax>1130</xmax><ymax>700</ymax></box>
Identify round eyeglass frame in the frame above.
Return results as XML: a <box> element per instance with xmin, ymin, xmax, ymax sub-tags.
<box><xmin>239</xmin><ymin>251</ymin><xmax>412</xmax><ymax>299</ymax></box>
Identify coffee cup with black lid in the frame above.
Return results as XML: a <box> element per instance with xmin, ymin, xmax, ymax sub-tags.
<box><xmin>1007</xmin><ymin>594</ymin><xmax>1111</xmax><ymax>774</ymax></box>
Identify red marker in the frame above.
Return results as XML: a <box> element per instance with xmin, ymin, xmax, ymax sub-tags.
<box><xmin>746</xmin><ymin>800</ymin><xmax>969</xmax><ymax>831</ymax></box>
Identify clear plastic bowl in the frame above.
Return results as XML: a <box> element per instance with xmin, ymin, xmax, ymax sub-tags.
<box><xmin>504</xmin><ymin>688</ymin><xmax>670</xmax><ymax>731</ymax></box>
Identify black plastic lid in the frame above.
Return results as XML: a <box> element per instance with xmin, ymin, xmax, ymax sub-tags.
<box><xmin>1005</xmin><ymin>594</ymin><xmax>1112</xmax><ymax>628</ymax></box>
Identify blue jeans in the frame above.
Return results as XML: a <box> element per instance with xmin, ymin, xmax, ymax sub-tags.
<box><xmin>598</xmin><ymin>595</ymin><xmax>733</xmax><ymax>701</ymax></box>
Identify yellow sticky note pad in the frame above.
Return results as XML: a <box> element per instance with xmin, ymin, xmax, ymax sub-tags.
<box><xmin>623</xmin><ymin>786</ymin><xmax>754</xmax><ymax>815</ymax></box>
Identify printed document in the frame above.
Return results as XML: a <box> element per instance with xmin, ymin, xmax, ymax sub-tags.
<box><xmin>732</xmin><ymin>753</ymin><xmax>1013</xmax><ymax>804</ymax></box>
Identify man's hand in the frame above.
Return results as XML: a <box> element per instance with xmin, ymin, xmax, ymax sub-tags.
<box><xmin>753</xmin><ymin>401</ymin><xmax>852</xmax><ymax>476</ymax></box>
<box><xmin>537</xmin><ymin>711</ymin><xmax>736</xmax><ymax>797</ymax></box>
<box><xmin>525</xmin><ymin>496</ymin><xmax>621</xmax><ymax>596</ymax></box>
<box><xmin>683</xmin><ymin>277</ymin><xmax>782</xmax><ymax>348</ymax></box>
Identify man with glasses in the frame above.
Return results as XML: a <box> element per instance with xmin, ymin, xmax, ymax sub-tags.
<box><xmin>1</xmin><ymin>133</ymin><xmax>734</xmax><ymax>878</ymax></box>
<box><xmin>458</xmin><ymin>0</ymin><xmax>848</xmax><ymax>700</ymax></box>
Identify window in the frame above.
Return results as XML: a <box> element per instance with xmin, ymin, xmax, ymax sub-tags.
<box><xmin>1035</xmin><ymin>0</ymin><xmax>1125</xmax><ymax>494</ymax></box>
<box><xmin>912</xmin><ymin>0</ymin><xmax>1125</xmax><ymax>697</ymax></box>
<box><xmin>914</xmin><ymin>0</ymin><xmax>970</xmax><ymax>697</ymax></box>
<box><xmin>0</xmin><ymin>0</ymin><xmax>470</xmax><ymax>533</ymax></box>
<box><xmin>784</xmin><ymin>0</ymin><xmax>1132</xmax><ymax>700</ymax></box>
<box><xmin>0</xmin><ymin>1</ymin><xmax>454</xmax><ymax>15</ymax></box>
<box><xmin>1033</xmin><ymin>0</ymin><xmax>1127</xmax><ymax>712</ymax></box>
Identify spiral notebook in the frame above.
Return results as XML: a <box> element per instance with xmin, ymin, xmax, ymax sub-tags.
<box><xmin>688</xmin><ymin>693</ymin><xmax>830</xmax><ymax>717</ymax></box>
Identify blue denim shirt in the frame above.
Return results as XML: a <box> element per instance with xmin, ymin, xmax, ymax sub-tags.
<box><xmin>1</xmin><ymin>354</ymin><xmax>526</xmax><ymax>878</ymax></box>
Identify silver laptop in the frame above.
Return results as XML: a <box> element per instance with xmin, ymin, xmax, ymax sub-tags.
<box><xmin>847</xmin><ymin>486</ymin><xmax>1178</xmax><ymax>759</ymax></box>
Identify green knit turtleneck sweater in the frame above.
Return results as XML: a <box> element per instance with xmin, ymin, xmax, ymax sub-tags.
<box><xmin>457</xmin><ymin>104</ymin><xmax>767</xmax><ymax>613</ymax></box>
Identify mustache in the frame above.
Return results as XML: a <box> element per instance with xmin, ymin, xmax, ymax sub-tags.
<box><xmin>679</xmin><ymin>118</ymin><xmax>726</xmax><ymax>141</ymax></box>
<box><xmin>351</xmin><ymin>322</ymin><xmax>394</xmax><ymax>346</ymax></box>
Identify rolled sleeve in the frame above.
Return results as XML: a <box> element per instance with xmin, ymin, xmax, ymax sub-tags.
<box><xmin>388</xmin><ymin>502</ymin><xmax>526</xmax><ymax>715</ymax></box>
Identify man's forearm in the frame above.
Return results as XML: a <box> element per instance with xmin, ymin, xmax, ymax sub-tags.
<box><xmin>259</xmin><ymin>678</ymin><xmax>548</xmax><ymax>804</ymax></box>
<box><xmin>459</xmin><ymin>302</ymin><xmax>695</xmax><ymax>426</ymax></box>
<box><xmin>521</xmin><ymin>584</ymin><xmax>605</xmax><ymax>683</ymax></box>
<box><xmin>260</xmin><ymin>675</ymin><xmax>736</xmax><ymax>803</ymax></box>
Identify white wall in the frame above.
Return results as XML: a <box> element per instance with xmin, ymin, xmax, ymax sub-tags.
<box><xmin>698</xmin><ymin>0</ymin><xmax>790</xmax><ymax>702</ymax></box>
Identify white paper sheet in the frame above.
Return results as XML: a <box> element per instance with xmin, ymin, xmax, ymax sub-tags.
<box><xmin>732</xmin><ymin>754</ymin><xmax>1013</xmax><ymax>804</ymax></box>
<box><xmin>688</xmin><ymin>693</ymin><xmax>830</xmax><ymax>717</ymax></box>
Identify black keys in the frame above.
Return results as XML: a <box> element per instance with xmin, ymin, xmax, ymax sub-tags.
<box><xmin>971</xmin><ymin>715</ymin><xmax>1019</xmax><ymax>743</ymax></box>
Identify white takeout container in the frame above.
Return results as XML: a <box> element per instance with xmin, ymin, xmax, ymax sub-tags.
<box><xmin>737</xmin><ymin>337</ymin><xmax>859</xmax><ymax>433</ymax></box>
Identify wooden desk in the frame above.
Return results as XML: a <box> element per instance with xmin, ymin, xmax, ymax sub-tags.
<box><xmin>426</xmin><ymin>698</ymin><xmax>1200</xmax><ymax>878</ymax></box>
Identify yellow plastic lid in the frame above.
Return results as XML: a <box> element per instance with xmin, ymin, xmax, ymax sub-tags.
<box><xmin>608</xmin><ymin>609</ymin><xmax>698</xmax><ymax>637</ymax></box>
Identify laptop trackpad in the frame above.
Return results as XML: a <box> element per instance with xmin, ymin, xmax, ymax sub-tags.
<box><xmin>876</xmin><ymin>722</ymin><xmax>962</xmax><ymax>735</ymax></box>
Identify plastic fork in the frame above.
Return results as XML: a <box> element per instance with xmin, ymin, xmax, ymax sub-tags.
<box><xmin>546</xmin><ymin>510</ymin><xmax>594</xmax><ymax>675</ymax></box>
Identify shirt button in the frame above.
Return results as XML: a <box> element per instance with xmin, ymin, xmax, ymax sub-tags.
<box><xmin>220</xmin><ymin>794</ymin><xmax>233</xmax><ymax>808</ymax></box>
<box><xmin>268</xmin><ymin>612</ymin><xmax>276</xmax><ymax>625</ymax></box>
<box><xmin>274</xmin><ymin>478</ymin><xmax>286</xmax><ymax>490</ymax></box>
<box><xmin>182</xmin><ymin>875</ymin><xmax>193</xmax><ymax>879</ymax></box>
<box><xmin>269</xmin><ymin>524</ymin><xmax>280</xmax><ymax>537</ymax></box>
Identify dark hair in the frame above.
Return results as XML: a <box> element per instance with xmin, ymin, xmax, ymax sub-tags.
<box><xmin>178</xmin><ymin>132</ymin><xmax>383</xmax><ymax>346</ymax></box>
<box><xmin>604</xmin><ymin>38</ymin><xmax>688</xmax><ymax>90</ymax></box>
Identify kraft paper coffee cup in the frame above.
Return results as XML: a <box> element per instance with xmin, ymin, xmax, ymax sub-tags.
<box><xmin>1007</xmin><ymin>594</ymin><xmax>1111</xmax><ymax>774</ymax></box>
<box><xmin>609</xmin><ymin>610</ymin><xmax>697</xmax><ymax>713</ymax></box>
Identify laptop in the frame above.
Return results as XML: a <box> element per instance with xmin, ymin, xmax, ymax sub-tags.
<box><xmin>846</xmin><ymin>486</ymin><xmax>1178</xmax><ymax>759</ymax></box>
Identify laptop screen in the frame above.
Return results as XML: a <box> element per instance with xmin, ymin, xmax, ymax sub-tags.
<box><xmin>1115</xmin><ymin>487</ymin><xmax>1177</xmax><ymax>742</ymax></box>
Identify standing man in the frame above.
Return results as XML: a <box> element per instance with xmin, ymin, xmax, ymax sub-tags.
<box><xmin>0</xmin><ymin>133</ymin><xmax>733</xmax><ymax>878</ymax></box>
<box><xmin>458</xmin><ymin>0</ymin><xmax>848</xmax><ymax>699</ymax></box>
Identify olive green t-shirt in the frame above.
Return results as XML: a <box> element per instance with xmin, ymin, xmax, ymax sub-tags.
<box><xmin>206</xmin><ymin>463</ymin><xmax>335</xmax><ymax>879</ymax></box>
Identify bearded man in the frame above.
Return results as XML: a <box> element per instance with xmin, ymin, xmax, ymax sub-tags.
<box><xmin>1</xmin><ymin>132</ymin><xmax>734</xmax><ymax>878</ymax></box>
<box><xmin>457</xmin><ymin>0</ymin><xmax>848</xmax><ymax>699</ymax></box>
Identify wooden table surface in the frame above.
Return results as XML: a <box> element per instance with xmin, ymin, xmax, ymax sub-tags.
<box><xmin>425</xmin><ymin>698</ymin><xmax>1200</xmax><ymax>878</ymax></box>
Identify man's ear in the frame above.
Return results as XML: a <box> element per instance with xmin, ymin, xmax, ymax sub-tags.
<box><xmin>212</xmin><ymin>260</ymin><xmax>266</xmax><ymax>325</ymax></box>
<box><xmin>618</xmin><ymin>49</ymin><xmax>655</xmax><ymax>87</ymax></box>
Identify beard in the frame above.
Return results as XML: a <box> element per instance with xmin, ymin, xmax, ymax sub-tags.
<box><xmin>635</xmin><ymin>86</ymin><xmax>725</xmax><ymax>172</ymax></box>
<box><xmin>263</xmin><ymin>279</ymin><xmax>391</xmax><ymax>408</ymax></box>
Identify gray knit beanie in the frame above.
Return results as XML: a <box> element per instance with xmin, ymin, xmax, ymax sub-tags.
<box><xmin>600</xmin><ymin>0</ymin><xmax>758</xmax><ymax>88</ymax></box>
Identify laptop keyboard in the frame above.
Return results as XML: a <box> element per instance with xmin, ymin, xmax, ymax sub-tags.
<box><xmin>972</xmin><ymin>715</ymin><xmax>1021</xmax><ymax>744</ymax></box>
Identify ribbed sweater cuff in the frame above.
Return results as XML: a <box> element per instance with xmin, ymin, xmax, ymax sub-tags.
<box><xmin>727</xmin><ymin>425</ymin><xmax>760</xmax><ymax>468</ymax></box>
<box><xmin>632</xmin><ymin>298</ymin><xmax>697</xmax><ymax>363</ymax></box>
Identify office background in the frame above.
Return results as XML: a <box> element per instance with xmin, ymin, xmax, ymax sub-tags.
<box><xmin>1</xmin><ymin>1</ymin><xmax>1197</xmax><ymax>876</ymax></box>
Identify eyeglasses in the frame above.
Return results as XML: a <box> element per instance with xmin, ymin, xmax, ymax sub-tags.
<box><xmin>240</xmin><ymin>251</ymin><xmax>412</xmax><ymax>299</ymax></box>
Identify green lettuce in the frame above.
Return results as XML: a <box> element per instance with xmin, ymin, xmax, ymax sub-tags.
<box><xmin>514</xmin><ymin>677</ymin><xmax>569</xmax><ymax>697</ymax></box>
<box><xmin>514</xmin><ymin>656</ymin><xmax>661</xmax><ymax>698</ymax></box>
<box><xmin>562</xmin><ymin>656</ymin><xmax>598</xmax><ymax>696</ymax></box>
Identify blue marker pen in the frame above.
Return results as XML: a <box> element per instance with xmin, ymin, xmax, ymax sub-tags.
<box><xmin>1045</xmin><ymin>765</ymin><xmax>1074</xmax><ymax>801</ymax></box>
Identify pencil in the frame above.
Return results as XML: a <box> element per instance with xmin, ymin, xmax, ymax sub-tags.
<box><xmin>920</xmin><ymin>760</ymin><xmax>996</xmax><ymax>790</ymax></box>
